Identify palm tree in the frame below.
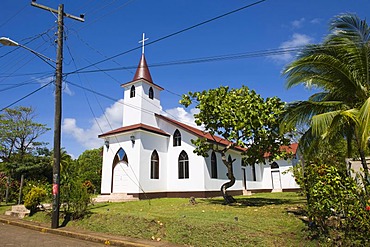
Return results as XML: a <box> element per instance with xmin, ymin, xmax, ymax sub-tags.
<box><xmin>282</xmin><ymin>14</ymin><xmax>370</xmax><ymax>183</ymax></box>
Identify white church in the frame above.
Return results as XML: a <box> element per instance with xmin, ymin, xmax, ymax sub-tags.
<box><xmin>97</xmin><ymin>44</ymin><xmax>299</xmax><ymax>202</ymax></box>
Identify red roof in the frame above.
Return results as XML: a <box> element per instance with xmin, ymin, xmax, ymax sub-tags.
<box><xmin>156</xmin><ymin>114</ymin><xmax>298</xmax><ymax>155</ymax></box>
<box><xmin>155</xmin><ymin>114</ymin><xmax>245</xmax><ymax>152</ymax></box>
<box><xmin>132</xmin><ymin>54</ymin><xmax>153</xmax><ymax>83</ymax></box>
<box><xmin>120</xmin><ymin>54</ymin><xmax>164</xmax><ymax>90</ymax></box>
<box><xmin>98</xmin><ymin>123</ymin><xmax>170</xmax><ymax>138</ymax></box>
<box><xmin>263</xmin><ymin>142</ymin><xmax>298</xmax><ymax>158</ymax></box>
<box><xmin>98</xmin><ymin>114</ymin><xmax>298</xmax><ymax>157</ymax></box>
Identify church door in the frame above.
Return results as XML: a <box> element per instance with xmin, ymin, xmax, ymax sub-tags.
<box><xmin>112</xmin><ymin>162</ymin><xmax>129</xmax><ymax>193</ymax></box>
<box><xmin>271</xmin><ymin>171</ymin><xmax>282</xmax><ymax>190</ymax></box>
<box><xmin>111</xmin><ymin>148</ymin><xmax>129</xmax><ymax>193</ymax></box>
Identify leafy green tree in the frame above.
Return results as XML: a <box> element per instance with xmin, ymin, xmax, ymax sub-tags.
<box><xmin>77</xmin><ymin>147</ymin><xmax>103</xmax><ymax>193</ymax></box>
<box><xmin>282</xmin><ymin>14</ymin><xmax>370</xmax><ymax>183</ymax></box>
<box><xmin>181</xmin><ymin>86</ymin><xmax>291</xmax><ymax>204</ymax></box>
<box><xmin>0</xmin><ymin>106</ymin><xmax>50</xmax><ymax>179</ymax></box>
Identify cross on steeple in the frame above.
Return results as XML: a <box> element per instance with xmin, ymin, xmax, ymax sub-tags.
<box><xmin>139</xmin><ymin>33</ymin><xmax>149</xmax><ymax>54</ymax></box>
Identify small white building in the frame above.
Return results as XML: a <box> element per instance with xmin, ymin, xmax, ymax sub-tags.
<box><xmin>97</xmin><ymin>52</ymin><xmax>299</xmax><ymax>201</ymax></box>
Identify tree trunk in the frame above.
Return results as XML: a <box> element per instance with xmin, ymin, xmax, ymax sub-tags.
<box><xmin>5</xmin><ymin>176</ymin><xmax>10</xmax><ymax>204</ymax></box>
<box><xmin>220</xmin><ymin>152</ymin><xmax>236</xmax><ymax>204</ymax></box>
<box><xmin>359</xmin><ymin>150</ymin><xmax>369</xmax><ymax>185</ymax></box>
<box><xmin>18</xmin><ymin>174</ymin><xmax>24</xmax><ymax>205</ymax></box>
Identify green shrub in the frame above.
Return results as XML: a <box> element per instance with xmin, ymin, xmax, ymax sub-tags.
<box><xmin>22</xmin><ymin>179</ymin><xmax>52</xmax><ymax>203</ymax></box>
<box><xmin>24</xmin><ymin>186</ymin><xmax>47</xmax><ymax>214</ymax></box>
<box><xmin>60</xmin><ymin>179</ymin><xmax>91</xmax><ymax>219</ymax></box>
<box><xmin>292</xmin><ymin>162</ymin><xmax>370</xmax><ymax>246</ymax></box>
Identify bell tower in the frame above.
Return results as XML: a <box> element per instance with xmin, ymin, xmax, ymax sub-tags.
<box><xmin>120</xmin><ymin>33</ymin><xmax>163</xmax><ymax>127</ymax></box>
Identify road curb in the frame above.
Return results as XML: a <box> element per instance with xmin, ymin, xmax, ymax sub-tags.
<box><xmin>0</xmin><ymin>216</ymin><xmax>175</xmax><ymax>247</ymax></box>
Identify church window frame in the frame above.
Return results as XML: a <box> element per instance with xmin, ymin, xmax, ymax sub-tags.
<box><xmin>150</xmin><ymin>150</ymin><xmax>159</xmax><ymax>179</ymax></box>
<box><xmin>211</xmin><ymin>151</ymin><xmax>218</xmax><ymax>179</ymax></box>
<box><xmin>173</xmin><ymin>129</ymin><xmax>181</xmax><ymax>147</ymax></box>
<box><xmin>178</xmin><ymin>150</ymin><xmax>189</xmax><ymax>179</ymax></box>
<box><xmin>130</xmin><ymin>85</ymin><xmax>135</xmax><ymax>98</ymax></box>
<box><xmin>149</xmin><ymin>87</ymin><xmax>154</xmax><ymax>99</ymax></box>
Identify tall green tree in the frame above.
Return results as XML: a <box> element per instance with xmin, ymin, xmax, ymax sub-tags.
<box><xmin>281</xmin><ymin>14</ymin><xmax>370</xmax><ymax>183</ymax></box>
<box><xmin>181</xmin><ymin>86</ymin><xmax>291</xmax><ymax>204</ymax></box>
<box><xmin>76</xmin><ymin>147</ymin><xmax>103</xmax><ymax>193</ymax></box>
<box><xmin>0</xmin><ymin>106</ymin><xmax>50</xmax><ymax>179</ymax></box>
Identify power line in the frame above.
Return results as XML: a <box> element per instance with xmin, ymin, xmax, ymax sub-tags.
<box><xmin>64</xmin><ymin>42</ymin><xmax>360</xmax><ymax>76</ymax></box>
<box><xmin>0</xmin><ymin>25</ymin><xmax>57</xmax><ymax>60</ymax></box>
<box><xmin>64</xmin><ymin>41</ymin><xmax>148</xmax><ymax>196</ymax></box>
<box><xmin>74</xmin><ymin>0</ymin><xmax>136</xmax><ymax>32</ymax></box>
<box><xmin>0</xmin><ymin>73</ymin><xmax>53</xmax><ymax>93</ymax></box>
<box><xmin>0</xmin><ymin>81</ymin><xmax>53</xmax><ymax>112</ymax></box>
<box><xmin>0</xmin><ymin>4</ymin><xmax>28</xmax><ymax>28</ymax></box>
<box><xmin>65</xmin><ymin>46</ymin><xmax>300</xmax><ymax>75</ymax></box>
<box><xmin>66</xmin><ymin>0</ymin><xmax>267</xmax><ymax>75</ymax></box>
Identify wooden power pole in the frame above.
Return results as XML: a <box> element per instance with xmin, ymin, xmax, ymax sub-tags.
<box><xmin>31</xmin><ymin>0</ymin><xmax>84</xmax><ymax>229</ymax></box>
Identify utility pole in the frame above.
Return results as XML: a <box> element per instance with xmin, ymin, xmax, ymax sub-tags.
<box><xmin>31</xmin><ymin>0</ymin><xmax>84</xmax><ymax>229</ymax></box>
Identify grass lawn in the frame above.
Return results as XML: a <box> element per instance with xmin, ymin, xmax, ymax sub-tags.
<box><xmin>26</xmin><ymin>192</ymin><xmax>314</xmax><ymax>247</ymax></box>
<box><xmin>0</xmin><ymin>203</ymin><xmax>13</xmax><ymax>214</ymax></box>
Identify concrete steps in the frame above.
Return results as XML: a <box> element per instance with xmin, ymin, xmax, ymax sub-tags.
<box><xmin>5</xmin><ymin>205</ymin><xmax>30</xmax><ymax>218</ymax></box>
<box><xmin>93</xmin><ymin>193</ymin><xmax>138</xmax><ymax>203</ymax></box>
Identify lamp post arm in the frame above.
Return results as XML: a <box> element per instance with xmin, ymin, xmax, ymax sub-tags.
<box><xmin>0</xmin><ymin>37</ymin><xmax>56</xmax><ymax>68</ymax></box>
<box><xmin>19</xmin><ymin>44</ymin><xmax>56</xmax><ymax>69</ymax></box>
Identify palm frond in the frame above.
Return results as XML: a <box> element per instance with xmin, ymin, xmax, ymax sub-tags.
<box><xmin>358</xmin><ymin>97</ymin><xmax>370</xmax><ymax>150</ymax></box>
<box><xmin>281</xmin><ymin>100</ymin><xmax>344</xmax><ymax>132</ymax></box>
<box><xmin>329</xmin><ymin>14</ymin><xmax>370</xmax><ymax>43</ymax></box>
<box><xmin>311</xmin><ymin>110</ymin><xmax>342</xmax><ymax>137</ymax></box>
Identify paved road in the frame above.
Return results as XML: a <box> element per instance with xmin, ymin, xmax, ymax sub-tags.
<box><xmin>0</xmin><ymin>223</ymin><xmax>106</xmax><ymax>247</ymax></box>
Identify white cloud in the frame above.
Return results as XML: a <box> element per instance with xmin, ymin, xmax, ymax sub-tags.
<box><xmin>62</xmin><ymin>102</ymin><xmax>201</xmax><ymax>154</ymax></box>
<box><xmin>310</xmin><ymin>18</ymin><xmax>321</xmax><ymax>24</ymax></box>
<box><xmin>62</xmin><ymin>99</ymin><xmax>124</xmax><ymax>150</ymax></box>
<box><xmin>271</xmin><ymin>33</ymin><xmax>313</xmax><ymax>63</ymax></box>
<box><xmin>34</xmin><ymin>76</ymin><xmax>74</xmax><ymax>96</ymax></box>
<box><xmin>162</xmin><ymin>107</ymin><xmax>200</xmax><ymax>128</ymax></box>
<box><xmin>291</xmin><ymin>18</ymin><xmax>305</xmax><ymax>29</ymax></box>
<box><xmin>63</xmin><ymin>83</ymin><xmax>74</xmax><ymax>96</ymax></box>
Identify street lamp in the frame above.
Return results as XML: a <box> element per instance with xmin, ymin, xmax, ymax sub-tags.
<box><xmin>0</xmin><ymin>37</ymin><xmax>56</xmax><ymax>67</ymax></box>
<box><xmin>0</xmin><ymin>36</ymin><xmax>62</xmax><ymax>229</ymax></box>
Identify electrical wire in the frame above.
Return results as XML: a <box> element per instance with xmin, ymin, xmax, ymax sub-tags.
<box><xmin>74</xmin><ymin>0</ymin><xmax>136</xmax><ymax>32</ymax></box>
<box><xmin>65</xmin><ymin>0</ymin><xmax>267</xmax><ymax>75</ymax></box>
<box><xmin>65</xmin><ymin>40</ymin><xmax>148</xmax><ymax>196</ymax></box>
<box><xmin>0</xmin><ymin>4</ymin><xmax>28</xmax><ymax>28</ymax></box>
<box><xmin>0</xmin><ymin>73</ymin><xmax>54</xmax><ymax>93</ymax></box>
<box><xmin>0</xmin><ymin>81</ymin><xmax>53</xmax><ymax>112</ymax></box>
<box><xmin>68</xmin><ymin>27</ymin><xmax>135</xmax><ymax>76</ymax></box>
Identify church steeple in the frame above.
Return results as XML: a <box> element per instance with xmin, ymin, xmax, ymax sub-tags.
<box><xmin>132</xmin><ymin>54</ymin><xmax>153</xmax><ymax>83</ymax></box>
<box><xmin>120</xmin><ymin>33</ymin><xmax>163</xmax><ymax>128</ymax></box>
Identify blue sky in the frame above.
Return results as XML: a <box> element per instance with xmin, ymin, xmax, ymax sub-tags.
<box><xmin>1</xmin><ymin>0</ymin><xmax>369</xmax><ymax>158</ymax></box>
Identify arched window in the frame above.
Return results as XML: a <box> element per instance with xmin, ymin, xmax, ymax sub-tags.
<box><xmin>178</xmin><ymin>151</ymin><xmax>189</xmax><ymax>179</ymax></box>
<box><xmin>149</xmin><ymin>87</ymin><xmax>154</xmax><ymax>99</ymax></box>
<box><xmin>211</xmin><ymin>151</ymin><xmax>218</xmax><ymax>179</ymax></box>
<box><xmin>130</xmin><ymin>85</ymin><xmax>135</xmax><ymax>98</ymax></box>
<box><xmin>173</xmin><ymin>129</ymin><xmax>181</xmax><ymax>147</ymax></box>
<box><xmin>150</xmin><ymin>150</ymin><xmax>159</xmax><ymax>179</ymax></box>
<box><xmin>114</xmin><ymin>148</ymin><xmax>128</xmax><ymax>164</ymax></box>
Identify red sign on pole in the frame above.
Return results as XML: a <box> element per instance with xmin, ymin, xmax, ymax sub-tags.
<box><xmin>52</xmin><ymin>183</ymin><xmax>59</xmax><ymax>195</ymax></box>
